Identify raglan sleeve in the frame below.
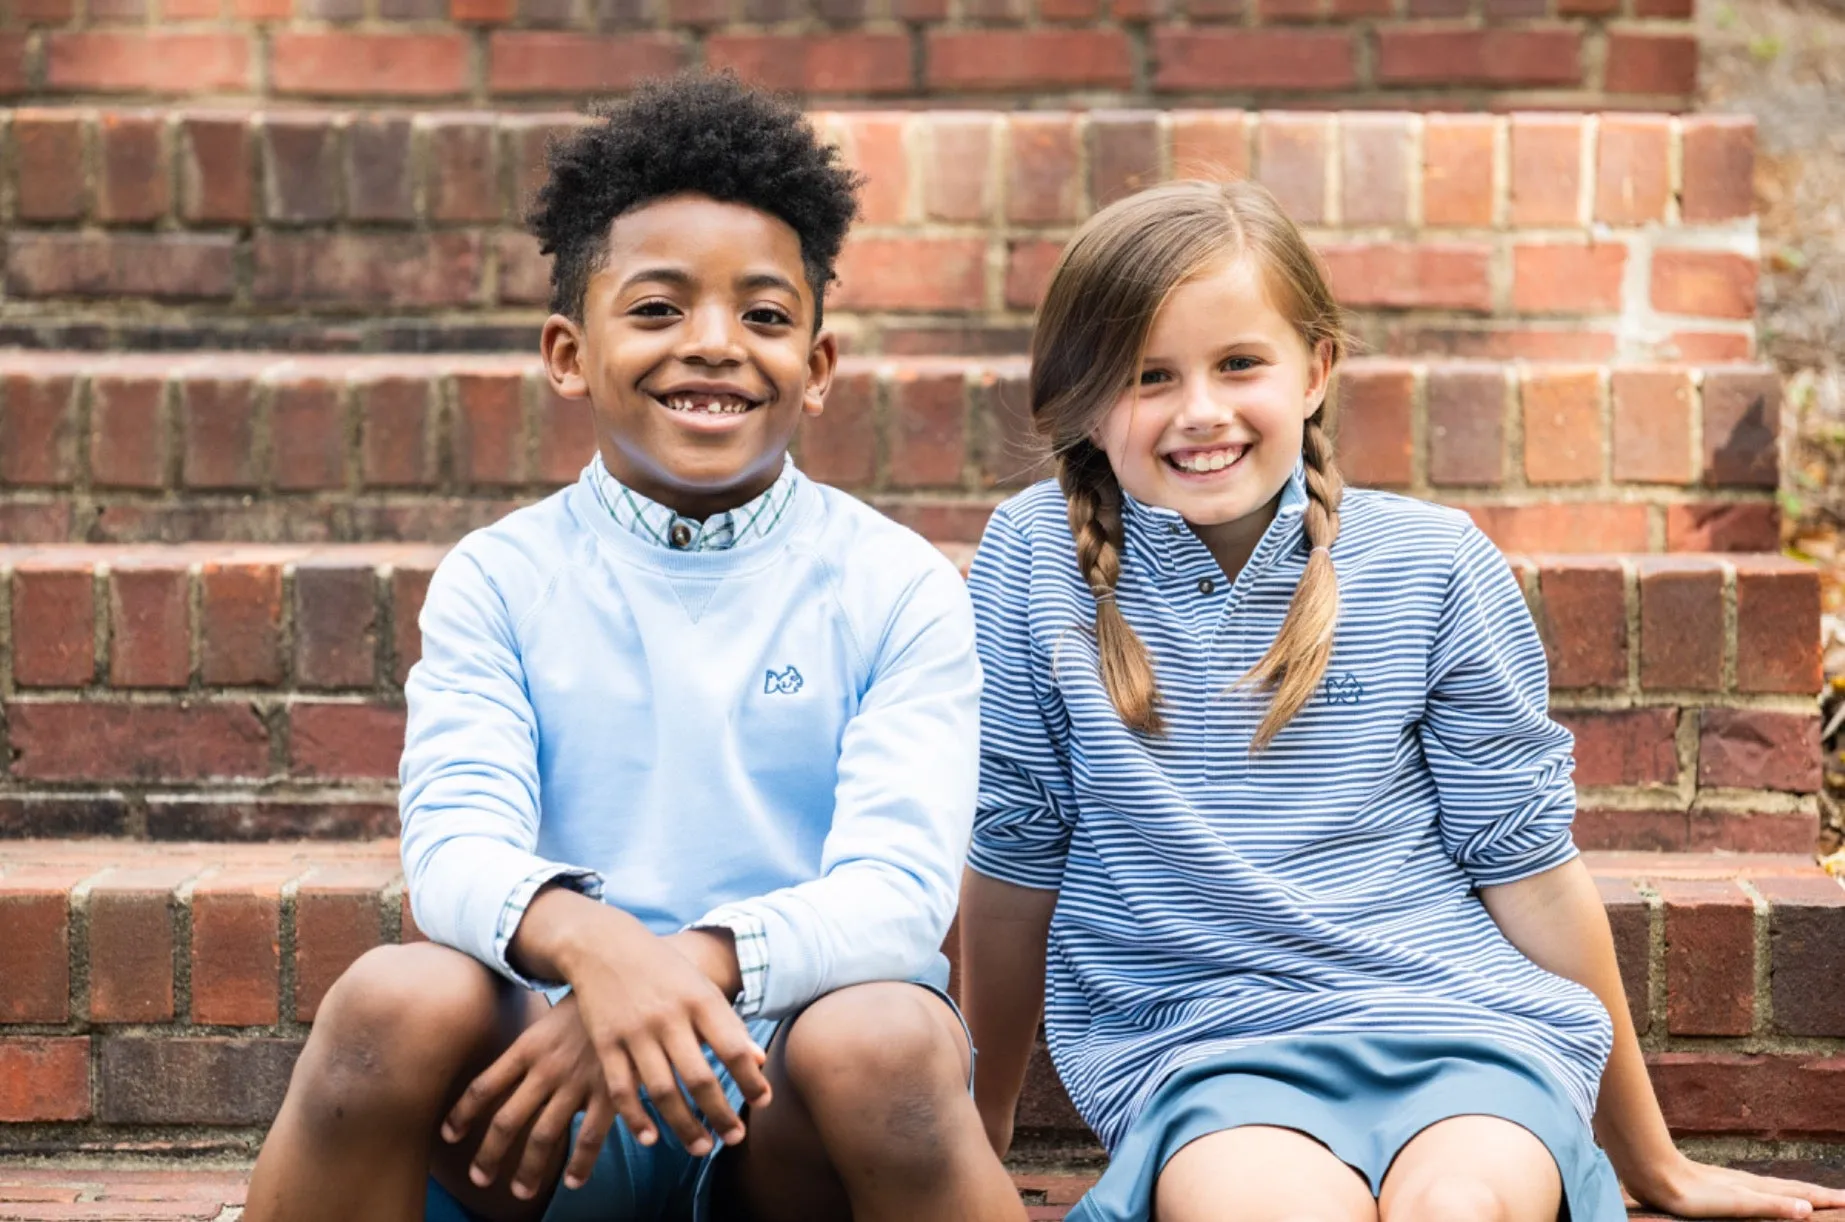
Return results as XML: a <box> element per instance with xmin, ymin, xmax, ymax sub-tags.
<box><xmin>1417</xmin><ymin>523</ymin><xmax>1581</xmax><ymax>888</ymax></box>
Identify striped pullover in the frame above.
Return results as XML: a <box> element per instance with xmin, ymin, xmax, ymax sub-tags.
<box><xmin>965</xmin><ymin>467</ymin><xmax>1614</xmax><ymax>1152</ymax></box>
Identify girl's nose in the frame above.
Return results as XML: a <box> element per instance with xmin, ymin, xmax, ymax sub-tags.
<box><xmin>1173</xmin><ymin>378</ymin><xmax>1232</xmax><ymax>430</ymax></box>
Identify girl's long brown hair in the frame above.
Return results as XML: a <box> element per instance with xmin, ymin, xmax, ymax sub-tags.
<box><xmin>1031</xmin><ymin>179</ymin><xmax>1349</xmax><ymax>749</ymax></box>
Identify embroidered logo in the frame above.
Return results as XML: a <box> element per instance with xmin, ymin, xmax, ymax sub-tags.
<box><xmin>1324</xmin><ymin>673</ymin><xmax>1364</xmax><ymax>705</ymax></box>
<box><xmin>763</xmin><ymin>666</ymin><xmax>804</xmax><ymax>695</ymax></box>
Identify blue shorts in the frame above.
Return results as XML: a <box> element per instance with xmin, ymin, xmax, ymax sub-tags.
<box><xmin>1067</xmin><ymin>1033</ymin><xmax>1624</xmax><ymax>1222</ymax></box>
<box><xmin>425</xmin><ymin>983</ymin><xmax>970</xmax><ymax>1222</ymax></box>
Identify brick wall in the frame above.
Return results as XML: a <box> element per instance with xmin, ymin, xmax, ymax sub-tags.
<box><xmin>0</xmin><ymin>108</ymin><xmax>1758</xmax><ymax>360</ymax></box>
<box><xmin>0</xmin><ymin>6</ymin><xmax>1699</xmax><ymax>111</ymax></box>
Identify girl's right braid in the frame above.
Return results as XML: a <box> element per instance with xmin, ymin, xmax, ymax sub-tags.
<box><xmin>1061</xmin><ymin>445</ymin><xmax>1163</xmax><ymax>734</ymax></box>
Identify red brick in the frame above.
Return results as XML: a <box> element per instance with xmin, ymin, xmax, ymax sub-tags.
<box><xmin>259</xmin><ymin>113</ymin><xmax>340</xmax><ymax>225</ymax></box>
<box><xmin>833</xmin><ymin>238</ymin><xmax>988</xmax><ymax>313</ymax></box>
<box><xmin>1561</xmin><ymin>707</ymin><xmax>1678</xmax><ymax>787</ymax></box>
<box><xmin>290</xmin><ymin>702</ymin><xmax>407</xmax><ymax>778</ymax></box>
<box><xmin>1329</xmin><ymin>363</ymin><xmax>1412</xmax><ymax>489</ymax></box>
<box><xmin>176</xmin><ymin>114</ymin><xmax>253</xmax><ymax>225</ymax></box>
<box><xmin>423</xmin><ymin>115</ymin><xmax>500</xmax><ymax>224</ymax></box>
<box><xmin>1702</xmin><ymin>368</ymin><xmax>1778</xmax><ymax>487</ymax></box>
<box><xmin>1637</xmin><ymin>558</ymin><xmax>1722</xmax><ymax>691</ymax></box>
<box><xmin>1594</xmin><ymin>116</ymin><xmax>1670</xmax><ymax>226</ymax></box>
<box><xmin>0</xmin><ymin>34</ymin><xmax>25</xmax><ymax>96</ymax></box>
<box><xmin>926</xmin><ymin>29</ymin><xmax>1133</xmax><ymax>91</ymax></box>
<box><xmin>977</xmin><ymin>368</ymin><xmax>1040</xmax><ymax>489</ymax></box>
<box><xmin>1659</xmin><ymin>879</ymin><xmax>1756</xmax><ymax>1036</ymax></box>
<box><xmin>46</xmin><ymin>32</ymin><xmax>251</xmax><ymax>94</ymax></box>
<box><xmin>12</xmin><ymin>110</ymin><xmax>87</xmax><ymax>221</ymax></box>
<box><xmin>452</xmin><ymin>0</ymin><xmax>515</xmax><ymax>17</ymax></box>
<box><xmin>1698</xmin><ymin>709</ymin><xmax>1820</xmax><ymax>793</ymax></box>
<box><xmin>1006</xmin><ymin>114</ymin><xmax>1081</xmax><ymax>224</ymax></box>
<box><xmin>1322</xmin><ymin>243</ymin><xmax>1493</xmax><ymax>313</ymax></box>
<box><xmin>88</xmin><ymin>866</ymin><xmax>192</xmax><ymax>1023</ymax></box>
<box><xmin>1536</xmin><ymin>560</ymin><xmax>1626</xmax><ymax>689</ymax></box>
<box><xmin>1681</xmin><ymin>115</ymin><xmax>1755</xmax><ymax>224</ymax></box>
<box><xmin>536</xmin><ymin>383</ymin><xmax>596</xmax><ymax>483</ymax></box>
<box><xmin>7</xmin><ymin>232</ymin><xmax>237</xmax><ymax>302</ymax></box>
<box><xmin>1466</xmin><ymin>504</ymin><xmax>1650</xmax><ymax>553</ymax></box>
<box><xmin>293</xmin><ymin>560</ymin><xmax>378</xmax><ymax>690</ymax></box>
<box><xmin>270</xmin><ymin>378</ymin><xmax>346</xmax><ymax>492</ymax></box>
<box><xmin>1687</xmin><ymin>808</ymin><xmax>1816</xmax><ymax>853</ymax></box>
<box><xmin>1376</xmin><ymin>29</ymin><xmax>1581</xmax><ymax>87</ymax></box>
<box><xmin>1668</xmin><ymin>331</ymin><xmax>1753</xmax><ymax>363</ymax></box>
<box><xmin>358</xmin><ymin>375</ymin><xmax>435</xmax><ymax>488</ymax></box>
<box><xmin>1652</xmin><ymin>250</ymin><xmax>1755</xmax><ymax>320</ymax></box>
<box><xmin>270</xmin><ymin>33</ymin><xmax>468</xmax><ymax>98</ymax></box>
<box><xmin>1181</xmin><ymin>0</ymin><xmax>1242</xmax><ymax>18</ymax></box>
<box><xmin>0</xmin><ymin>1039</ymin><xmax>90</xmax><ymax>1122</ymax></box>
<box><xmin>179</xmin><ymin>377</ymin><xmax>259</xmax><ymax>490</ymax></box>
<box><xmin>709</xmin><ymin>33</ymin><xmax>915</xmax><ymax>96</ymax></box>
<box><xmin>0</xmin><ymin>503</ymin><xmax>74</xmax><ymax>543</ymax></box>
<box><xmin>0</xmin><ymin>371</ymin><xmax>78</xmax><ymax>487</ymax></box>
<box><xmin>1604</xmin><ymin>31</ymin><xmax>1697</xmax><ymax>96</ymax></box>
<box><xmin>295</xmin><ymin>867</ymin><xmax>393</xmax><ymax>1021</ymax></box>
<box><xmin>1003</xmin><ymin>245</ymin><xmax>1058</xmax><ymax>318</ymax></box>
<box><xmin>1339</xmin><ymin>113</ymin><xmax>1411</xmax><ymax>227</ymax></box>
<box><xmin>1651</xmin><ymin>1052</ymin><xmax>1845</xmax><ymax>1136</ymax></box>
<box><xmin>1596</xmin><ymin>876</ymin><xmax>1651</xmax><ymax>1033</ymax></box>
<box><xmin>1666</xmin><ymin>502</ymin><xmax>1778</xmax><ymax>553</ymax></box>
<box><xmin>1153</xmin><ymin>29</ymin><xmax>1356</xmax><ymax>92</ymax></box>
<box><xmin>828</xmin><ymin>114</ymin><xmax>909</xmax><ymax>227</ymax></box>
<box><xmin>0</xmin><ymin>867</ymin><xmax>86</xmax><ymax>1023</ymax></box>
<box><xmin>1520</xmin><ymin>367</ymin><xmax>1602</xmax><ymax>485</ymax></box>
<box><xmin>1757</xmin><ymin>876</ymin><xmax>1845</xmax><ymax>1037</ymax></box>
<box><xmin>1170</xmin><ymin>110</ymin><xmax>1249</xmax><ymax>180</ymax></box>
<box><xmin>201</xmin><ymin>562</ymin><xmax>283</xmax><ymax>687</ymax></box>
<box><xmin>99</xmin><ymin>1036</ymin><xmax>301</xmax><ymax>1126</ymax></box>
<box><xmin>889</xmin><ymin>372</ymin><xmax>967</xmax><ymax>489</ymax></box>
<box><xmin>488</xmin><ymin>33</ymin><xmax>684</xmax><ymax>97</ymax></box>
<box><xmin>147</xmin><ymin>796</ymin><xmax>397</xmax><ymax>840</ymax></box>
<box><xmin>1611</xmin><ymin>368</ymin><xmax>1694</xmax><ymax>484</ymax></box>
<box><xmin>1421</xmin><ymin>116</ymin><xmax>1495</xmax><ymax>229</ymax></box>
<box><xmin>345</xmin><ymin>114</ymin><xmax>415</xmax><ymax>223</ymax></box>
<box><xmin>109</xmin><ymin>562</ymin><xmax>191</xmax><ymax>689</ymax></box>
<box><xmin>1425</xmin><ymin>365</ymin><xmax>1505</xmax><ymax>486</ymax></box>
<box><xmin>5</xmin><ymin>701</ymin><xmax>268</xmax><ymax>781</ymax></box>
<box><xmin>253</xmin><ymin>233</ymin><xmax>483</xmax><ymax>308</ymax></box>
<box><xmin>391</xmin><ymin>563</ymin><xmax>435</xmax><ymax>684</ymax></box>
<box><xmin>1733</xmin><ymin>559</ymin><xmax>1820</xmax><ymax>695</ymax></box>
<box><xmin>1510</xmin><ymin>114</ymin><xmax>1586</xmax><ymax>227</ymax></box>
<box><xmin>1090</xmin><ymin>111</ymin><xmax>1160</xmax><ymax>209</ymax></box>
<box><xmin>96</xmin><ymin>112</ymin><xmax>169</xmax><ymax>225</ymax></box>
<box><xmin>90</xmin><ymin>374</ymin><xmax>169</xmax><ymax>490</ymax></box>
<box><xmin>1258</xmin><ymin>0</ymin><xmax>1319</xmax><ymax>17</ymax></box>
<box><xmin>497</xmin><ymin>237</ymin><xmax>549</xmax><ymax>308</ymax></box>
<box><xmin>454</xmin><ymin>372</ymin><xmax>525</xmax><ymax>487</ymax></box>
<box><xmin>800</xmin><ymin>369</ymin><xmax>877</xmax><ymax>487</ymax></box>
<box><xmin>10</xmin><ymin>564</ymin><xmax>94</xmax><ymax>689</ymax></box>
<box><xmin>923</xmin><ymin>114</ymin><xmax>998</xmax><ymax>223</ymax></box>
<box><xmin>1255</xmin><ymin>113</ymin><xmax>1329</xmax><ymax>225</ymax></box>
<box><xmin>189</xmin><ymin>870</ymin><xmax>287</xmax><ymax>1027</ymax></box>
<box><xmin>1512</xmin><ymin>243</ymin><xmax>1627</xmax><ymax>315</ymax></box>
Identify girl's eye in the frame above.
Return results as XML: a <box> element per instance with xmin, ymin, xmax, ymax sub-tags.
<box><xmin>1137</xmin><ymin>368</ymin><xmax>1171</xmax><ymax>387</ymax></box>
<box><xmin>745</xmin><ymin>306</ymin><xmax>793</xmax><ymax>326</ymax></box>
<box><xmin>1222</xmin><ymin>356</ymin><xmax>1263</xmax><ymax>373</ymax></box>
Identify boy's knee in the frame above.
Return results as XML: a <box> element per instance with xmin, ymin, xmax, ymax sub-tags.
<box><xmin>1385</xmin><ymin>1176</ymin><xmax>1506</xmax><ymax>1222</ymax></box>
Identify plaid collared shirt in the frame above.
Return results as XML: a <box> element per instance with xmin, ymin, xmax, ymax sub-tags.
<box><xmin>590</xmin><ymin>453</ymin><xmax>798</xmax><ymax>553</ymax></box>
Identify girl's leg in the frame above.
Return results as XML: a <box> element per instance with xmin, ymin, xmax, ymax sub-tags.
<box><xmin>1154</xmin><ymin>1125</ymin><xmax>1378</xmax><ymax>1222</ymax></box>
<box><xmin>1377</xmin><ymin>1115</ymin><xmax>1562</xmax><ymax>1222</ymax></box>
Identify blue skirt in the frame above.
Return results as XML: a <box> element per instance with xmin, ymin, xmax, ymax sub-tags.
<box><xmin>1066</xmin><ymin>1033</ymin><xmax>1624</xmax><ymax>1222</ymax></box>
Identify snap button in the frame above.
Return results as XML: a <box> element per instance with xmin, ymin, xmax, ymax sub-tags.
<box><xmin>669</xmin><ymin>521</ymin><xmax>694</xmax><ymax>549</ymax></box>
<box><xmin>1198</xmin><ymin>578</ymin><xmax>1216</xmax><ymax>595</ymax></box>
<box><xmin>1168</xmin><ymin>523</ymin><xmax>1182</xmax><ymax>536</ymax></box>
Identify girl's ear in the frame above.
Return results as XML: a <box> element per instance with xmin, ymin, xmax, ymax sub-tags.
<box><xmin>1303</xmin><ymin>337</ymin><xmax>1334</xmax><ymax>417</ymax></box>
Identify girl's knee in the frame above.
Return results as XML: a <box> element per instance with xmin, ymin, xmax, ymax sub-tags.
<box><xmin>1381</xmin><ymin>1177</ymin><xmax>1508</xmax><ymax>1222</ymax></box>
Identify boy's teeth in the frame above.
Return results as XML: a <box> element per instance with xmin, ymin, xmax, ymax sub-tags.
<box><xmin>664</xmin><ymin>394</ymin><xmax>752</xmax><ymax>415</ymax></box>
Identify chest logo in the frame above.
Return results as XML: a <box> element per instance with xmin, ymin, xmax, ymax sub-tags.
<box><xmin>1324</xmin><ymin>673</ymin><xmax>1364</xmax><ymax>705</ymax></box>
<box><xmin>764</xmin><ymin>666</ymin><xmax>805</xmax><ymax>695</ymax></box>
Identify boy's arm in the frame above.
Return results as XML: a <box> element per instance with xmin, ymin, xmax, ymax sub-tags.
<box><xmin>959</xmin><ymin>867</ymin><xmax>1057</xmax><ymax>1156</ymax></box>
<box><xmin>690</xmin><ymin>560</ymin><xmax>981</xmax><ymax>1020</ymax></box>
<box><xmin>1484</xmin><ymin>860</ymin><xmax>1845</xmax><ymax>1219</ymax></box>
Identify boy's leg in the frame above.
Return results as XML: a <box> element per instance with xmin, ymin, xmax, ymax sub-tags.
<box><xmin>712</xmin><ymin>981</ymin><xmax>1025</xmax><ymax>1222</ymax></box>
<box><xmin>1154</xmin><ymin>1126</ymin><xmax>1378</xmax><ymax>1222</ymax></box>
<box><xmin>245</xmin><ymin>942</ymin><xmax>557</xmax><ymax>1222</ymax></box>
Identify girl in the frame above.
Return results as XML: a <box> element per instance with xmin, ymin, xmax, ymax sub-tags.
<box><xmin>959</xmin><ymin>178</ymin><xmax>1845</xmax><ymax>1222</ymax></box>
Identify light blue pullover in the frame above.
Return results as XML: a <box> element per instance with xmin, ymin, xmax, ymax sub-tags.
<box><xmin>398</xmin><ymin>461</ymin><xmax>980</xmax><ymax>1019</ymax></box>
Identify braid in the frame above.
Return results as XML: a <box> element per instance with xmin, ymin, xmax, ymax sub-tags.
<box><xmin>1061</xmin><ymin>444</ymin><xmax>1163</xmax><ymax>734</ymax></box>
<box><xmin>1244</xmin><ymin>411</ymin><xmax>1344</xmax><ymax>750</ymax></box>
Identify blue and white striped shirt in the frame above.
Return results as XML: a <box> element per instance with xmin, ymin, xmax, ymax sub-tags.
<box><xmin>966</xmin><ymin>467</ymin><xmax>1614</xmax><ymax>1152</ymax></box>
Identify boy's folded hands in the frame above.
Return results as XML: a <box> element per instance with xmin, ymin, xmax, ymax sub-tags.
<box><xmin>445</xmin><ymin>886</ymin><xmax>773</xmax><ymax>1200</ymax></box>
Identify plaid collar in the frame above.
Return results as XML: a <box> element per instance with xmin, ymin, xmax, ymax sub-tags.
<box><xmin>589</xmin><ymin>453</ymin><xmax>798</xmax><ymax>553</ymax></box>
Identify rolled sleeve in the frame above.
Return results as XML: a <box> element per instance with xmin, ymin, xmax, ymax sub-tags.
<box><xmin>689</xmin><ymin>906</ymin><xmax>771</xmax><ymax>1017</ymax></box>
<box><xmin>1418</xmin><ymin>526</ymin><xmax>1581</xmax><ymax>888</ymax></box>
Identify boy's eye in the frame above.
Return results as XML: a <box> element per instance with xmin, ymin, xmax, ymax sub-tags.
<box><xmin>744</xmin><ymin>306</ymin><xmax>793</xmax><ymax>327</ymax></box>
<box><xmin>630</xmin><ymin>300</ymin><xmax>680</xmax><ymax>319</ymax></box>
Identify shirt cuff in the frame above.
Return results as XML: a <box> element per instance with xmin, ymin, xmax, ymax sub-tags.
<box><xmin>689</xmin><ymin>906</ymin><xmax>771</xmax><ymax>1018</ymax></box>
<box><xmin>493</xmin><ymin>864</ymin><xmax>604</xmax><ymax>990</ymax></box>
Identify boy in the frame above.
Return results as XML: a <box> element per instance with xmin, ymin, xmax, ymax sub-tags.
<box><xmin>244</xmin><ymin>72</ymin><xmax>1026</xmax><ymax>1222</ymax></box>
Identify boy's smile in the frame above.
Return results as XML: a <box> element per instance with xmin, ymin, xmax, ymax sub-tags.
<box><xmin>541</xmin><ymin>193</ymin><xmax>837</xmax><ymax>521</ymax></box>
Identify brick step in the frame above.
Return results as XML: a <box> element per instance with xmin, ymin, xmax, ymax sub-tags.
<box><xmin>3</xmin><ymin>1164</ymin><xmax>1840</xmax><ymax>1221</ymax></box>
<box><xmin>0</xmin><ymin>843</ymin><xmax>1839</xmax><ymax>1156</ymax></box>
<box><xmin>0</xmin><ymin>352</ymin><xmax>1783</xmax><ymax>553</ymax></box>
<box><xmin>0</xmin><ymin>19</ymin><xmax>1701</xmax><ymax>113</ymax></box>
<box><xmin>0</xmin><ymin>539</ymin><xmax>1824</xmax><ymax>850</ymax></box>
<box><xmin>0</xmin><ymin>108</ymin><xmax>1756</xmax><ymax>362</ymax></box>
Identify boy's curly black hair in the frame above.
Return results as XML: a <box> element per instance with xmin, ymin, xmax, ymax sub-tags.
<box><xmin>528</xmin><ymin>71</ymin><xmax>863</xmax><ymax>329</ymax></box>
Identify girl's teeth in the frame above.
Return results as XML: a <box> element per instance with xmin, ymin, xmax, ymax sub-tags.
<box><xmin>1172</xmin><ymin>448</ymin><xmax>1242</xmax><ymax>473</ymax></box>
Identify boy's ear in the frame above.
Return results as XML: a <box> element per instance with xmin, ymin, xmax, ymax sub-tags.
<box><xmin>802</xmin><ymin>330</ymin><xmax>839</xmax><ymax>419</ymax></box>
<box><xmin>540</xmin><ymin>314</ymin><xmax>591</xmax><ymax>401</ymax></box>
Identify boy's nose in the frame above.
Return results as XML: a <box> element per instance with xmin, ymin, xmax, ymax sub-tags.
<box><xmin>678</xmin><ymin>303</ymin><xmax>746</xmax><ymax>364</ymax></box>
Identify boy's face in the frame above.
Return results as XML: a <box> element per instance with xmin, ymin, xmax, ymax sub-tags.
<box><xmin>542</xmin><ymin>194</ymin><xmax>837</xmax><ymax>520</ymax></box>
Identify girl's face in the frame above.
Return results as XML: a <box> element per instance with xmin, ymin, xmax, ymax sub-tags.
<box><xmin>1093</xmin><ymin>255</ymin><xmax>1332</xmax><ymax>568</ymax></box>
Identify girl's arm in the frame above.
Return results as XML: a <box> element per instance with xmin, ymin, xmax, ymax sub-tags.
<box><xmin>959</xmin><ymin>867</ymin><xmax>1059</xmax><ymax>1157</ymax></box>
<box><xmin>1482</xmin><ymin>857</ymin><xmax>1845</xmax><ymax>1219</ymax></box>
